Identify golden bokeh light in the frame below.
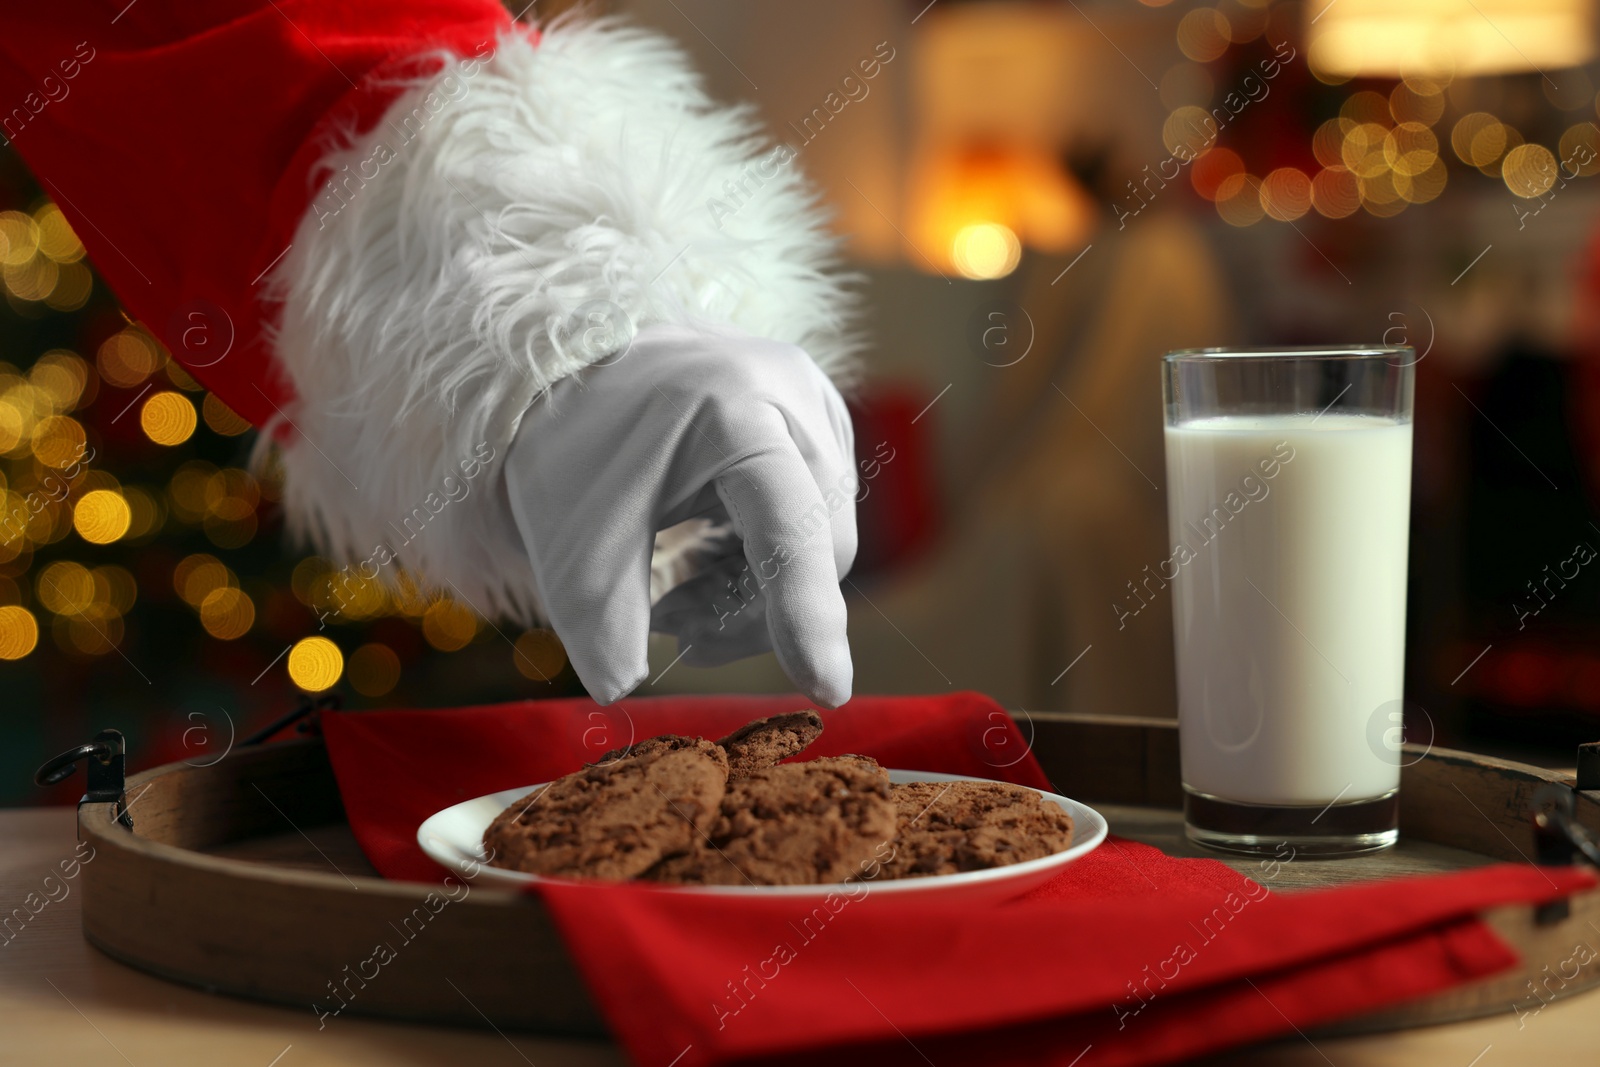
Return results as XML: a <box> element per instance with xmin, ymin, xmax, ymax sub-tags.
<box><xmin>1190</xmin><ymin>146</ymin><xmax>1244</xmax><ymax>201</ymax></box>
<box><xmin>422</xmin><ymin>599</ymin><xmax>478</xmax><ymax>651</ymax></box>
<box><xmin>30</xmin><ymin>351</ymin><xmax>88</xmax><ymax>413</ymax></box>
<box><xmin>202</xmin><ymin>393</ymin><xmax>252</xmax><ymax>436</ymax></box>
<box><xmin>141</xmin><ymin>390</ymin><xmax>197</xmax><ymax>446</ymax></box>
<box><xmin>33</xmin><ymin>204</ymin><xmax>84</xmax><ymax>263</ymax></box>
<box><xmin>122</xmin><ymin>486</ymin><xmax>165</xmax><ymax>539</ymax></box>
<box><xmin>1259</xmin><ymin>168</ymin><xmax>1312</xmax><ymax>221</ymax></box>
<box><xmin>167</xmin><ymin>460</ymin><xmax>217</xmax><ymax>523</ymax></box>
<box><xmin>4</xmin><ymin>255</ymin><xmax>60</xmax><ymax>302</ymax></box>
<box><xmin>96</xmin><ymin>329</ymin><xmax>162</xmax><ymax>389</ymax></box>
<box><xmin>73</xmin><ymin>489</ymin><xmax>131</xmax><ymax>544</ymax></box>
<box><xmin>174</xmin><ymin>552</ymin><xmax>232</xmax><ymax>607</ymax></box>
<box><xmin>1163</xmin><ymin>106</ymin><xmax>1217</xmax><ymax>159</ymax></box>
<box><xmin>43</xmin><ymin>260</ymin><xmax>92</xmax><ymax>312</ymax></box>
<box><xmin>0</xmin><ymin>605</ymin><xmax>40</xmax><ymax>659</ymax></box>
<box><xmin>93</xmin><ymin>565</ymin><xmax>138</xmax><ymax>614</ymax></box>
<box><xmin>1452</xmin><ymin>113</ymin><xmax>1508</xmax><ymax>168</ymax></box>
<box><xmin>1340</xmin><ymin>90</ymin><xmax>1391</xmax><ymax>126</ymax></box>
<box><xmin>1389</xmin><ymin>82</ymin><xmax>1445</xmax><ymax>126</ymax></box>
<box><xmin>1341</xmin><ymin>123</ymin><xmax>1391</xmax><ymax>179</ymax></box>
<box><xmin>1313</xmin><ymin>118</ymin><xmax>1352</xmax><ymax>169</ymax></box>
<box><xmin>513</xmin><ymin>629</ymin><xmax>568</xmax><ymax>682</ymax></box>
<box><xmin>200</xmin><ymin>586</ymin><xmax>255</xmax><ymax>640</ymax></box>
<box><xmin>1395</xmin><ymin>157</ymin><xmax>1449</xmax><ymax>204</ymax></box>
<box><xmin>349</xmin><ymin>642</ymin><xmax>401</xmax><ymax>697</ymax></box>
<box><xmin>1560</xmin><ymin>122</ymin><xmax>1600</xmax><ymax>176</ymax></box>
<box><xmin>288</xmin><ymin>636</ymin><xmax>343</xmax><ymax>692</ymax></box>
<box><xmin>0</xmin><ymin>212</ymin><xmax>40</xmax><ymax>266</ymax></box>
<box><xmin>37</xmin><ymin>560</ymin><xmax>95</xmax><ymax>615</ymax></box>
<box><xmin>30</xmin><ymin>415</ymin><xmax>86</xmax><ymax>469</ymax></box>
<box><xmin>1176</xmin><ymin>8</ymin><xmax>1231</xmax><ymax>63</ymax></box>
<box><xmin>950</xmin><ymin>223</ymin><xmax>1021</xmax><ymax>280</ymax></box>
<box><xmin>1215</xmin><ymin>173</ymin><xmax>1265</xmax><ymax>227</ymax></box>
<box><xmin>1385</xmin><ymin>122</ymin><xmax>1440</xmax><ymax>176</ymax></box>
<box><xmin>1502</xmin><ymin>143</ymin><xmax>1559</xmax><ymax>198</ymax></box>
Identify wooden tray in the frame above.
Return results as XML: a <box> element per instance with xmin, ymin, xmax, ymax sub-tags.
<box><xmin>71</xmin><ymin>711</ymin><xmax>1600</xmax><ymax>1037</ymax></box>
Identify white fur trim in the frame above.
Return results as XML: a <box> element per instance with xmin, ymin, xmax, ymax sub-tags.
<box><xmin>263</xmin><ymin>18</ymin><xmax>859</xmax><ymax>621</ymax></box>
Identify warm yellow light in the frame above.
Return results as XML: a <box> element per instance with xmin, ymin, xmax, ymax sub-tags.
<box><xmin>200</xmin><ymin>586</ymin><xmax>255</xmax><ymax>640</ymax></box>
<box><xmin>74</xmin><ymin>489</ymin><xmax>131</xmax><ymax>544</ymax></box>
<box><xmin>30</xmin><ymin>415</ymin><xmax>85</xmax><ymax>469</ymax></box>
<box><xmin>174</xmin><ymin>552</ymin><xmax>231</xmax><ymax>606</ymax></box>
<box><xmin>422</xmin><ymin>599</ymin><xmax>478</xmax><ymax>651</ymax></box>
<box><xmin>951</xmin><ymin>223</ymin><xmax>1022</xmax><ymax>280</ymax></box>
<box><xmin>1389</xmin><ymin>82</ymin><xmax>1446</xmax><ymax>126</ymax></box>
<box><xmin>0</xmin><ymin>212</ymin><xmax>39</xmax><ymax>267</ymax></box>
<box><xmin>514</xmin><ymin>629</ymin><xmax>568</xmax><ymax>682</ymax></box>
<box><xmin>1561</xmin><ymin>123</ymin><xmax>1600</xmax><ymax>176</ymax></box>
<box><xmin>1308</xmin><ymin>0</ymin><xmax>1595</xmax><ymax>79</ymax></box>
<box><xmin>1177</xmin><ymin>8</ymin><xmax>1231</xmax><ymax>63</ymax></box>
<box><xmin>33</xmin><ymin>204</ymin><xmax>84</xmax><ymax>263</ymax></box>
<box><xmin>141</xmin><ymin>391</ymin><xmax>197</xmax><ymax>446</ymax></box>
<box><xmin>202</xmin><ymin>394</ymin><xmax>252</xmax><ymax>437</ymax></box>
<box><xmin>1216</xmin><ymin>174</ymin><xmax>1266</xmax><ymax>227</ymax></box>
<box><xmin>1503</xmin><ymin>144</ymin><xmax>1560</xmax><ymax>197</ymax></box>
<box><xmin>1342</xmin><ymin>123</ymin><xmax>1391</xmax><ymax>179</ymax></box>
<box><xmin>1452</xmin><ymin>113</ymin><xmax>1504</xmax><ymax>167</ymax></box>
<box><xmin>1260</xmin><ymin>168</ymin><xmax>1312</xmax><ymax>221</ymax></box>
<box><xmin>1312</xmin><ymin>166</ymin><xmax>1362</xmax><ymax>218</ymax></box>
<box><xmin>37</xmin><ymin>561</ymin><xmax>95</xmax><ymax>615</ymax></box>
<box><xmin>288</xmin><ymin>636</ymin><xmax>343</xmax><ymax>692</ymax></box>
<box><xmin>96</xmin><ymin>329</ymin><xmax>161</xmax><ymax>389</ymax></box>
<box><xmin>349</xmin><ymin>642</ymin><xmax>401</xmax><ymax>697</ymax></box>
<box><xmin>0</xmin><ymin>605</ymin><xmax>39</xmax><ymax>659</ymax></box>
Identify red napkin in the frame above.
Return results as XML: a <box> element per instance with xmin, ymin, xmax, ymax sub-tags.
<box><xmin>318</xmin><ymin>693</ymin><xmax>1593</xmax><ymax>1066</ymax></box>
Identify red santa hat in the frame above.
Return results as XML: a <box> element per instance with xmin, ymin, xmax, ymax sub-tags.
<box><xmin>0</xmin><ymin>2</ymin><xmax>854</xmax><ymax>619</ymax></box>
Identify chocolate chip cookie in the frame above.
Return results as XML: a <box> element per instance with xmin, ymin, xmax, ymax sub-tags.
<box><xmin>881</xmin><ymin>780</ymin><xmax>1074</xmax><ymax>879</ymax></box>
<box><xmin>716</xmin><ymin>710</ymin><xmax>825</xmax><ymax>779</ymax></box>
<box><xmin>644</xmin><ymin>758</ymin><xmax>895</xmax><ymax>886</ymax></box>
<box><xmin>483</xmin><ymin>739</ymin><xmax>728</xmax><ymax>880</ymax></box>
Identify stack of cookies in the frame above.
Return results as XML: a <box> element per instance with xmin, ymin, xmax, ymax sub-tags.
<box><xmin>482</xmin><ymin>712</ymin><xmax>1075</xmax><ymax>886</ymax></box>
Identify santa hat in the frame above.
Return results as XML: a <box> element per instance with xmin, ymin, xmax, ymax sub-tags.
<box><xmin>0</xmin><ymin>2</ymin><xmax>854</xmax><ymax>619</ymax></box>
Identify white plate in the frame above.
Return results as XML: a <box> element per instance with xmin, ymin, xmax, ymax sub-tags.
<box><xmin>417</xmin><ymin>769</ymin><xmax>1108</xmax><ymax>901</ymax></box>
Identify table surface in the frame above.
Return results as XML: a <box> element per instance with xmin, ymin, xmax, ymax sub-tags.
<box><xmin>3</xmin><ymin>806</ymin><xmax>1596</xmax><ymax>1067</ymax></box>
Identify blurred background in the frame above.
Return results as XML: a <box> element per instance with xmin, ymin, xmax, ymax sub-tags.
<box><xmin>5</xmin><ymin>0</ymin><xmax>1600</xmax><ymax>804</ymax></box>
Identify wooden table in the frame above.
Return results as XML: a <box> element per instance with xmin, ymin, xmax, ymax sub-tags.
<box><xmin>3</xmin><ymin>805</ymin><xmax>1594</xmax><ymax>1066</ymax></box>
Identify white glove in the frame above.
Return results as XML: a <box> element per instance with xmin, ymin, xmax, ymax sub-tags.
<box><xmin>505</xmin><ymin>323</ymin><xmax>857</xmax><ymax>707</ymax></box>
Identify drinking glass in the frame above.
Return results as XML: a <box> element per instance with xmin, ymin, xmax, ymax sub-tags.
<box><xmin>1162</xmin><ymin>346</ymin><xmax>1415</xmax><ymax>855</ymax></box>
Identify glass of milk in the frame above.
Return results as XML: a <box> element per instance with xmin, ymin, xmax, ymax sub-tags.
<box><xmin>1162</xmin><ymin>346</ymin><xmax>1415</xmax><ymax>855</ymax></box>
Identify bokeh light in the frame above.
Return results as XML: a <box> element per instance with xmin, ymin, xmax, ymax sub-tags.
<box><xmin>514</xmin><ymin>629</ymin><xmax>568</xmax><ymax>682</ymax></box>
<box><xmin>200</xmin><ymin>586</ymin><xmax>255</xmax><ymax>640</ymax></box>
<box><xmin>288</xmin><ymin>635</ymin><xmax>343</xmax><ymax>692</ymax></box>
<box><xmin>422</xmin><ymin>599</ymin><xmax>477</xmax><ymax>651</ymax></box>
<box><xmin>349</xmin><ymin>642</ymin><xmax>401</xmax><ymax>697</ymax></box>
<box><xmin>1560</xmin><ymin>122</ymin><xmax>1600</xmax><ymax>176</ymax></box>
<box><xmin>96</xmin><ymin>328</ymin><xmax>162</xmax><ymax>389</ymax></box>
<box><xmin>202</xmin><ymin>393</ymin><xmax>251</xmax><ymax>436</ymax></box>
<box><xmin>1452</xmin><ymin>113</ymin><xmax>1505</xmax><ymax>168</ymax></box>
<box><xmin>141</xmin><ymin>390</ymin><xmax>197</xmax><ymax>446</ymax></box>
<box><xmin>1176</xmin><ymin>8</ymin><xmax>1231</xmax><ymax>63</ymax></box>
<box><xmin>1215</xmin><ymin>173</ymin><xmax>1265</xmax><ymax>227</ymax></box>
<box><xmin>0</xmin><ymin>605</ymin><xmax>40</xmax><ymax>659</ymax></box>
<box><xmin>950</xmin><ymin>223</ymin><xmax>1021</xmax><ymax>280</ymax></box>
<box><xmin>30</xmin><ymin>415</ymin><xmax>86</xmax><ymax>468</ymax></box>
<box><xmin>1259</xmin><ymin>168</ymin><xmax>1312</xmax><ymax>221</ymax></box>
<box><xmin>1191</xmin><ymin>146</ymin><xmax>1244</xmax><ymax>201</ymax></box>
<box><xmin>1503</xmin><ymin>144</ymin><xmax>1559</xmax><ymax>198</ymax></box>
<box><xmin>73</xmin><ymin>489</ymin><xmax>131</xmax><ymax>544</ymax></box>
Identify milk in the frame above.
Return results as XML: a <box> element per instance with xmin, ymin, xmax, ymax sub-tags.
<box><xmin>1164</xmin><ymin>413</ymin><xmax>1412</xmax><ymax>806</ymax></box>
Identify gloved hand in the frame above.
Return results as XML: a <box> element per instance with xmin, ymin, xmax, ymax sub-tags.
<box><xmin>505</xmin><ymin>322</ymin><xmax>857</xmax><ymax>707</ymax></box>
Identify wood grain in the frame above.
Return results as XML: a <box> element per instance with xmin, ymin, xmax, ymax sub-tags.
<box><xmin>64</xmin><ymin>714</ymin><xmax>1600</xmax><ymax>1041</ymax></box>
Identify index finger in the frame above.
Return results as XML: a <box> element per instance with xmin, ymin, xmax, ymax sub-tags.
<box><xmin>714</xmin><ymin>444</ymin><xmax>852</xmax><ymax>708</ymax></box>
